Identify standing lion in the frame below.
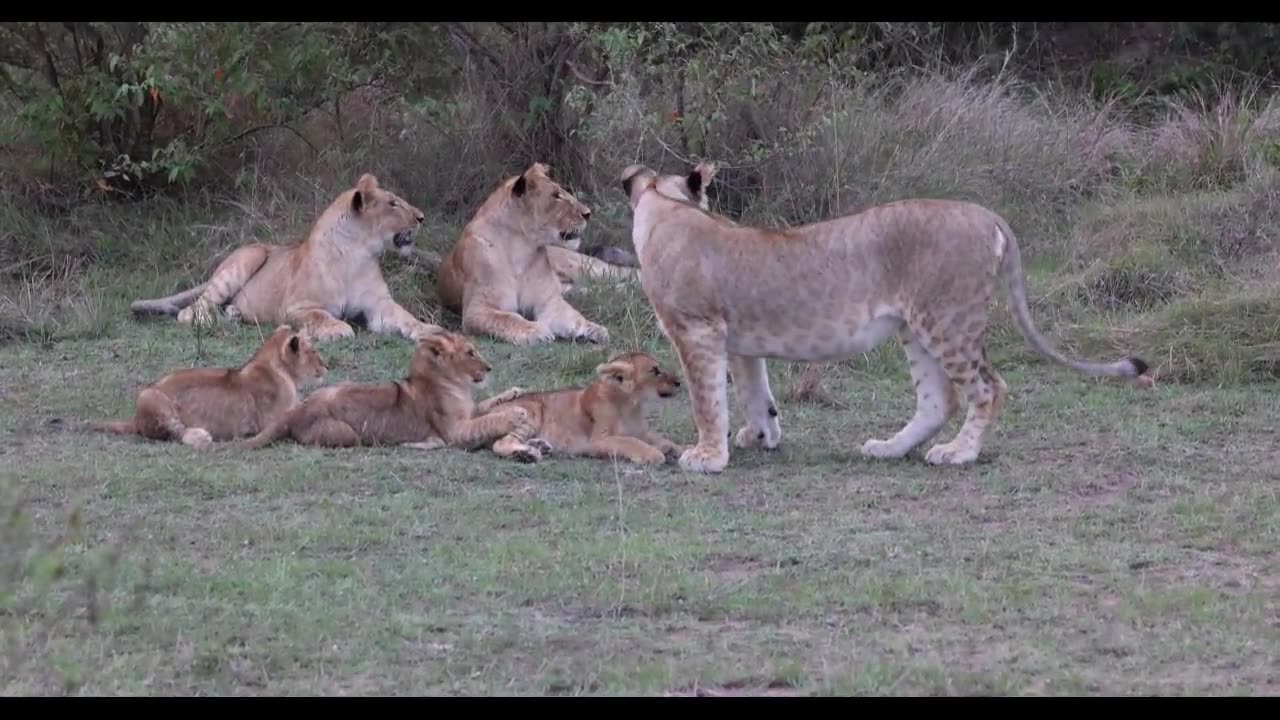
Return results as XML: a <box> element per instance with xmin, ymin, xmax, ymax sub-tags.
<box><xmin>619</xmin><ymin>162</ymin><xmax>1150</xmax><ymax>474</ymax></box>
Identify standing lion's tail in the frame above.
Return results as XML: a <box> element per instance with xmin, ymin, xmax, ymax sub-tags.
<box><xmin>88</xmin><ymin>419</ymin><xmax>137</xmax><ymax>435</ymax></box>
<box><xmin>995</xmin><ymin>217</ymin><xmax>1149</xmax><ymax>379</ymax></box>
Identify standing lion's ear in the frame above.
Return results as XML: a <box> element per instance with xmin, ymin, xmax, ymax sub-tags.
<box><xmin>686</xmin><ymin>170</ymin><xmax>703</xmax><ymax>196</ymax></box>
<box><xmin>512</xmin><ymin>174</ymin><xmax>528</xmax><ymax>198</ymax></box>
<box><xmin>687</xmin><ymin>162</ymin><xmax>717</xmax><ymax>198</ymax></box>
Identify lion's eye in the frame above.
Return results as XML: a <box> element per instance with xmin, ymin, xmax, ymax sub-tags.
<box><xmin>651</xmin><ymin>367</ymin><xmax>660</xmax><ymax>375</ymax></box>
<box><xmin>389</xmin><ymin>200</ymin><xmax>399</xmax><ymax>208</ymax></box>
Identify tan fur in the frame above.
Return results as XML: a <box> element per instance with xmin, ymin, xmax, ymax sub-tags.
<box><xmin>237</xmin><ymin>331</ymin><xmax>532</xmax><ymax>451</ymax></box>
<box><xmin>543</xmin><ymin>166</ymin><xmax>715</xmax><ymax>292</ymax></box>
<box><xmin>482</xmin><ymin>351</ymin><xmax>686</xmax><ymax>465</ymax></box>
<box><xmin>130</xmin><ymin>173</ymin><xmax>442</xmax><ymax>343</ymax></box>
<box><xmin>88</xmin><ymin>325</ymin><xmax>327</xmax><ymax>450</ymax></box>
<box><xmin>433</xmin><ymin>162</ymin><xmax>613</xmax><ymax>346</ymax></box>
<box><xmin>620</xmin><ymin>163</ymin><xmax>1151</xmax><ymax>474</ymax></box>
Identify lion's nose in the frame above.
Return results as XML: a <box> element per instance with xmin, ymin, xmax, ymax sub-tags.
<box><xmin>581</xmin><ymin>209</ymin><xmax>591</xmax><ymax>220</ymax></box>
<box><xmin>416</xmin><ymin>212</ymin><xmax>425</xmax><ymax>224</ymax></box>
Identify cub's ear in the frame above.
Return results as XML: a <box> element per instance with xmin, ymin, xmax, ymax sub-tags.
<box><xmin>418</xmin><ymin>333</ymin><xmax>450</xmax><ymax>357</ymax></box>
<box><xmin>288</xmin><ymin>335</ymin><xmax>301</xmax><ymax>354</ymax></box>
<box><xmin>594</xmin><ymin>359</ymin><xmax>632</xmax><ymax>385</ymax></box>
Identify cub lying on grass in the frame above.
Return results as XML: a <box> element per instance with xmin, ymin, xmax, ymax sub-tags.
<box><xmin>236</xmin><ymin>331</ymin><xmax>532</xmax><ymax>451</ymax></box>
<box><xmin>482</xmin><ymin>351</ymin><xmax>687</xmax><ymax>465</ymax></box>
<box><xmin>89</xmin><ymin>325</ymin><xmax>327</xmax><ymax>450</ymax></box>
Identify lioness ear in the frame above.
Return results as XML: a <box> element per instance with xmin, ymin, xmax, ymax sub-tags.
<box><xmin>512</xmin><ymin>174</ymin><xmax>528</xmax><ymax>198</ymax></box>
<box><xmin>288</xmin><ymin>335</ymin><xmax>301</xmax><ymax>354</ymax></box>
<box><xmin>530</xmin><ymin>162</ymin><xmax>552</xmax><ymax>177</ymax></box>
<box><xmin>352</xmin><ymin>173</ymin><xmax>378</xmax><ymax>213</ymax></box>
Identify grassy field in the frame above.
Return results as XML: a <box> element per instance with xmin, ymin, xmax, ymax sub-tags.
<box><xmin>2</xmin><ymin>290</ymin><xmax>1277</xmax><ymax>695</ymax></box>
<box><xmin>3</xmin><ymin>31</ymin><xmax>1280</xmax><ymax>695</ymax></box>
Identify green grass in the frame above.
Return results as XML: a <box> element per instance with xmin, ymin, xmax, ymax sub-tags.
<box><xmin>2</xmin><ymin>304</ymin><xmax>1277</xmax><ymax>696</ymax></box>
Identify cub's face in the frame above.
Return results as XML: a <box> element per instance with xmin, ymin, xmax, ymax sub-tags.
<box><xmin>415</xmin><ymin>331</ymin><xmax>494</xmax><ymax>388</ymax></box>
<box><xmin>596</xmin><ymin>352</ymin><xmax>682</xmax><ymax>401</ymax></box>
<box><xmin>347</xmin><ymin>172</ymin><xmax>427</xmax><ymax>258</ymax></box>
<box><xmin>510</xmin><ymin>162</ymin><xmax>592</xmax><ymax>249</ymax></box>
<box><xmin>276</xmin><ymin>328</ymin><xmax>328</xmax><ymax>388</ymax></box>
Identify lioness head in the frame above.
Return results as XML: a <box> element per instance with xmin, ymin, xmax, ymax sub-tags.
<box><xmin>620</xmin><ymin>162</ymin><xmax>716</xmax><ymax>211</ymax></box>
<box><xmin>506</xmin><ymin>162</ymin><xmax>592</xmax><ymax>249</ymax></box>
<box><xmin>267</xmin><ymin>324</ymin><xmax>328</xmax><ymax>388</ymax></box>
<box><xmin>595</xmin><ymin>351</ymin><xmax>682</xmax><ymax>400</ymax></box>
<box><xmin>345</xmin><ymin>173</ymin><xmax>426</xmax><ymax>258</ymax></box>
<box><xmin>413</xmin><ymin>331</ymin><xmax>494</xmax><ymax>388</ymax></box>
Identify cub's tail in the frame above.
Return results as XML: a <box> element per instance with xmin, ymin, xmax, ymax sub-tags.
<box><xmin>88</xmin><ymin>419</ymin><xmax>137</xmax><ymax>435</ymax></box>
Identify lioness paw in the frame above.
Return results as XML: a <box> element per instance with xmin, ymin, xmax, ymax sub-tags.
<box><xmin>679</xmin><ymin>443</ymin><xmax>729</xmax><ymax>474</ymax></box>
<box><xmin>494</xmin><ymin>386</ymin><xmax>525</xmax><ymax>404</ymax></box>
<box><xmin>181</xmin><ymin>427</ymin><xmax>213</xmax><ymax>451</ymax></box>
<box><xmin>511</xmin><ymin>444</ymin><xmax>543</xmax><ymax>464</ymax></box>
<box><xmin>313</xmin><ymin>321</ymin><xmax>356</xmax><ymax>342</ymax></box>
<box><xmin>861</xmin><ymin>438</ymin><xmax>909</xmax><ymax>460</ymax></box>
<box><xmin>924</xmin><ymin>441</ymin><xmax>979</xmax><ymax>466</ymax></box>
<box><xmin>528</xmin><ymin>438</ymin><xmax>554</xmax><ymax>455</ymax></box>
<box><xmin>514</xmin><ymin>324</ymin><xmax>556</xmax><ymax>346</ymax></box>
<box><xmin>576</xmin><ymin>322</ymin><xmax>610</xmax><ymax>345</ymax></box>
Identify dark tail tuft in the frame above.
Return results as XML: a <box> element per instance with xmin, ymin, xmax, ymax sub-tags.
<box><xmin>1129</xmin><ymin>356</ymin><xmax>1150</xmax><ymax>376</ymax></box>
<box><xmin>130</xmin><ymin>302</ymin><xmax>180</xmax><ymax>318</ymax></box>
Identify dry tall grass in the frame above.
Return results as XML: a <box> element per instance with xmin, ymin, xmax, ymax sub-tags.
<box><xmin>2</xmin><ymin>56</ymin><xmax>1277</xmax><ymax>382</ymax></box>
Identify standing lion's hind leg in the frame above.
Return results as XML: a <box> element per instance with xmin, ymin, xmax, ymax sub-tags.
<box><xmin>862</xmin><ymin>330</ymin><xmax>959</xmax><ymax>460</ymax></box>
<box><xmin>177</xmin><ymin>245</ymin><xmax>270</xmax><ymax>327</ymax></box>
<box><xmin>924</xmin><ymin>344</ymin><xmax>1008</xmax><ymax>466</ymax></box>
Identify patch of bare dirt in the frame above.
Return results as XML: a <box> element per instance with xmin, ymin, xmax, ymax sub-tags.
<box><xmin>706</xmin><ymin>553</ymin><xmax>802</xmax><ymax>582</ymax></box>
<box><xmin>1063</xmin><ymin>471</ymin><xmax>1139</xmax><ymax>505</ymax></box>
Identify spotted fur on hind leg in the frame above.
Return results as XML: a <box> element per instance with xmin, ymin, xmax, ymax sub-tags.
<box><xmin>924</xmin><ymin>346</ymin><xmax>1008</xmax><ymax>466</ymax></box>
<box><xmin>862</xmin><ymin>331</ymin><xmax>958</xmax><ymax>460</ymax></box>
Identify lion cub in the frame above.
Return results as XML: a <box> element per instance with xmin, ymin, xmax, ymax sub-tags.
<box><xmin>89</xmin><ymin>325</ymin><xmax>327</xmax><ymax>450</ymax></box>
<box><xmin>237</xmin><ymin>331</ymin><xmax>532</xmax><ymax>451</ymax></box>
<box><xmin>483</xmin><ymin>351</ymin><xmax>687</xmax><ymax>465</ymax></box>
